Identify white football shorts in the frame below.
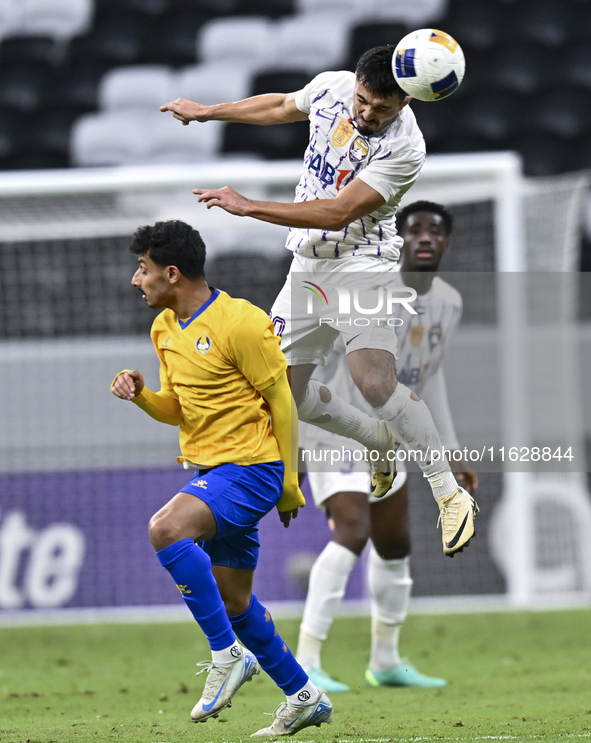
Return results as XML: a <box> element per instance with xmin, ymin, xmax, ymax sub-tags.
<box><xmin>306</xmin><ymin>460</ymin><xmax>407</xmax><ymax>509</ymax></box>
<box><xmin>271</xmin><ymin>253</ymin><xmax>402</xmax><ymax>367</ymax></box>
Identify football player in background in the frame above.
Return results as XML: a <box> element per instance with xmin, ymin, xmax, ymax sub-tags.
<box><xmin>111</xmin><ymin>220</ymin><xmax>333</xmax><ymax>737</ymax></box>
<box><xmin>296</xmin><ymin>201</ymin><xmax>478</xmax><ymax>692</ymax></box>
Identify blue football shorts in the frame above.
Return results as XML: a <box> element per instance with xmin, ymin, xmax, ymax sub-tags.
<box><xmin>179</xmin><ymin>461</ymin><xmax>284</xmax><ymax>570</ymax></box>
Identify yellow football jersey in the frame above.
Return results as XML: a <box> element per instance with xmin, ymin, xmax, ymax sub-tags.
<box><xmin>139</xmin><ymin>288</ymin><xmax>287</xmax><ymax>467</ymax></box>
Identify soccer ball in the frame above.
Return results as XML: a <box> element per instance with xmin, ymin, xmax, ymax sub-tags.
<box><xmin>393</xmin><ymin>28</ymin><xmax>465</xmax><ymax>102</ymax></box>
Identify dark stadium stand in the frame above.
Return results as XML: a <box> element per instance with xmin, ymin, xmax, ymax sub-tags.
<box><xmin>0</xmin><ymin>0</ymin><xmax>589</xmax><ymax>184</ymax></box>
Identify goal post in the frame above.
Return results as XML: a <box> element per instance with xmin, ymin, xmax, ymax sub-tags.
<box><xmin>0</xmin><ymin>152</ymin><xmax>589</xmax><ymax>619</ymax></box>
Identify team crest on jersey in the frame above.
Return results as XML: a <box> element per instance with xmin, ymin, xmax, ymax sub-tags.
<box><xmin>349</xmin><ymin>135</ymin><xmax>369</xmax><ymax>162</ymax></box>
<box><xmin>429</xmin><ymin>325</ymin><xmax>442</xmax><ymax>345</ymax></box>
<box><xmin>196</xmin><ymin>335</ymin><xmax>212</xmax><ymax>354</ymax></box>
<box><xmin>332</xmin><ymin>119</ymin><xmax>355</xmax><ymax>147</ymax></box>
<box><xmin>410</xmin><ymin>324</ymin><xmax>425</xmax><ymax>347</ymax></box>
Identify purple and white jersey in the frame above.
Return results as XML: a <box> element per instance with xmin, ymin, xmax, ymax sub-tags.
<box><xmin>289</xmin><ymin>70</ymin><xmax>426</xmax><ymax>261</ymax></box>
<box><xmin>302</xmin><ymin>275</ymin><xmax>463</xmax><ymax>452</ymax></box>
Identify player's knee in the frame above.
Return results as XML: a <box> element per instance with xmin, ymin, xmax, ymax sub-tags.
<box><xmin>374</xmin><ymin>536</ymin><xmax>411</xmax><ymax>560</ymax></box>
<box><xmin>355</xmin><ymin>373</ymin><xmax>392</xmax><ymax>408</ymax></box>
<box><xmin>148</xmin><ymin>512</ymin><xmax>182</xmax><ymax>551</ymax></box>
<box><xmin>333</xmin><ymin>521</ymin><xmax>370</xmax><ymax>556</ymax></box>
<box><xmin>224</xmin><ymin>593</ymin><xmax>251</xmax><ymax>618</ymax></box>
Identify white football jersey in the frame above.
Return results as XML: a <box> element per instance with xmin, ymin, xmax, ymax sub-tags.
<box><xmin>289</xmin><ymin>70</ymin><xmax>426</xmax><ymax>261</ymax></box>
<box><xmin>301</xmin><ymin>274</ymin><xmax>462</xmax><ymax>451</ymax></box>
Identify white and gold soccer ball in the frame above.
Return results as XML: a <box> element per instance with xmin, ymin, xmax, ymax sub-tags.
<box><xmin>393</xmin><ymin>28</ymin><xmax>465</xmax><ymax>102</ymax></box>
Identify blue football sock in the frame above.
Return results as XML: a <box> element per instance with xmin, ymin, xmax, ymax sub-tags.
<box><xmin>156</xmin><ymin>538</ymin><xmax>236</xmax><ymax>651</ymax></box>
<box><xmin>230</xmin><ymin>594</ymin><xmax>308</xmax><ymax>695</ymax></box>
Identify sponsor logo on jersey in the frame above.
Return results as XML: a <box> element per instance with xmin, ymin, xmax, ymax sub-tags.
<box><xmin>196</xmin><ymin>335</ymin><xmax>212</xmax><ymax>354</ymax></box>
<box><xmin>194</xmin><ymin>479</ymin><xmax>208</xmax><ymax>489</ymax></box>
<box><xmin>177</xmin><ymin>584</ymin><xmax>192</xmax><ymax>595</ymax></box>
<box><xmin>162</xmin><ymin>336</ymin><xmax>171</xmax><ymax>348</ymax></box>
<box><xmin>332</xmin><ymin>118</ymin><xmax>355</xmax><ymax>147</ymax></box>
<box><xmin>272</xmin><ymin>315</ymin><xmax>286</xmax><ymax>337</ymax></box>
<box><xmin>349</xmin><ymin>136</ymin><xmax>369</xmax><ymax>162</ymax></box>
<box><xmin>410</xmin><ymin>324</ymin><xmax>425</xmax><ymax>347</ymax></box>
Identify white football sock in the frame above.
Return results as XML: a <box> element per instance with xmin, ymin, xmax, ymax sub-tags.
<box><xmin>375</xmin><ymin>384</ymin><xmax>458</xmax><ymax>499</ymax></box>
<box><xmin>211</xmin><ymin>640</ymin><xmax>242</xmax><ymax>665</ymax></box>
<box><xmin>286</xmin><ymin>679</ymin><xmax>321</xmax><ymax>707</ymax></box>
<box><xmin>298</xmin><ymin>379</ymin><xmax>380</xmax><ymax>449</ymax></box>
<box><xmin>368</xmin><ymin>548</ymin><xmax>412</xmax><ymax>671</ymax></box>
<box><xmin>297</xmin><ymin>541</ymin><xmax>358</xmax><ymax>670</ymax></box>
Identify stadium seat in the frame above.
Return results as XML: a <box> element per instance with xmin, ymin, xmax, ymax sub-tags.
<box><xmin>69</xmin><ymin>13</ymin><xmax>152</xmax><ymax>68</ymax></box>
<box><xmin>50</xmin><ymin>61</ymin><xmax>109</xmax><ymax>112</ymax></box>
<box><xmin>98</xmin><ymin>66</ymin><xmax>176</xmax><ymax>111</ymax></box>
<box><xmin>0</xmin><ymin>35</ymin><xmax>60</xmax><ymax>66</ymax></box>
<box><xmin>0</xmin><ymin>1</ymin><xmax>26</xmax><ymax>42</ymax></box>
<box><xmin>485</xmin><ymin>44</ymin><xmax>554</xmax><ymax>96</ymax></box>
<box><xmin>504</xmin><ymin>0</ymin><xmax>573</xmax><ymax>47</ymax></box>
<box><xmin>13</xmin><ymin>109</ymin><xmax>79</xmax><ymax>160</ymax></box>
<box><xmin>70</xmin><ymin>110</ymin><xmax>145</xmax><ymax>166</ymax></box>
<box><xmin>22</xmin><ymin>0</ymin><xmax>93</xmax><ymax>41</ymax></box>
<box><xmin>346</xmin><ymin>22</ymin><xmax>409</xmax><ymax>71</ymax></box>
<box><xmin>456</xmin><ymin>92</ymin><xmax>528</xmax><ymax>144</ymax></box>
<box><xmin>176</xmin><ymin>62</ymin><xmax>253</xmax><ymax>106</ymax></box>
<box><xmin>0</xmin><ymin>60</ymin><xmax>55</xmax><ymax>112</ymax></box>
<box><xmin>142</xmin><ymin>113</ymin><xmax>223</xmax><ymax>163</ymax></box>
<box><xmin>138</xmin><ymin>10</ymin><xmax>208</xmax><ymax>66</ymax></box>
<box><xmin>233</xmin><ymin>0</ymin><xmax>295</xmax><ymax>18</ymax></box>
<box><xmin>364</xmin><ymin>0</ymin><xmax>447</xmax><ymax>25</ymax></box>
<box><xmin>249</xmin><ymin>70</ymin><xmax>312</xmax><ymax>97</ymax></box>
<box><xmin>196</xmin><ymin>16</ymin><xmax>276</xmax><ymax>68</ymax></box>
<box><xmin>94</xmin><ymin>0</ymin><xmax>173</xmax><ymax>17</ymax></box>
<box><xmin>410</xmin><ymin>99</ymin><xmax>455</xmax><ymax>148</ymax></box>
<box><xmin>513</xmin><ymin>134</ymin><xmax>572</xmax><ymax>176</ymax></box>
<box><xmin>222</xmin><ymin>120</ymin><xmax>309</xmax><ymax>160</ymax></box>
<box><xmin>0</xmin><ymin>110</ymin><xmax>17</xmax><ymax>161</ymax></box>
<box><xmin>527</xmin><ymin>89</ymin><xmax>591</xmax><ymax>140</ymax></box>
<box><xmin>71</xmin><ymin>109</ymin><xmax>223</xmax><ymax>166</ymax></box>
<box><xmin>272</xmin><ymin>12</ymin><xmax>352</xmax><ymax>73</ymax></box>
<box><xmin>444</xmin><ymin>0</ymin><xmax>502</xmax><ymax>51</ymax></box>
<box><xmin>563</xmin><ymin>44</ymin><xmax>591</xmax><ymax>91</ymax></box>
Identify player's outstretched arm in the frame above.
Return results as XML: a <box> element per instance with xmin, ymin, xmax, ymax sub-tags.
<box><xmin>194</xmin><ymin>177</ymin><xmax>386</xmax><ymax>231</ymax></box>
<box><xmin>159</xmin><ymin>92</ymin><xmax>308</xmax><ymax>127</ymax></box>
<box><xmin>111</xmin><ymin>369</ymin><xmax>182</xmax><ymax>426</ymax></box>
<box><xmin>260</xmin><ymin>372</ymin><xmax>306</xmax><ymax>528</ymax></box>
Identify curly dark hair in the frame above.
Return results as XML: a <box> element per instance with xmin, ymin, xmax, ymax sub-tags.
<box><xmin>355</xmin><ymin>46</ymin><xmax>406</xmax><ymax>100</ymax></box>
<box><xmin>396</xmin><ymin>200</ymin><xmax>454</xmax><ymax>236</ymax></box>
<box><xmin>129</xmin><ymin>220</ymin><xmax>206</xmax><ymax>279</ymax></box>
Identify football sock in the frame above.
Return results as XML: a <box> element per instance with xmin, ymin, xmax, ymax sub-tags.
<box><xmin>211</xmin><ymin>642</ymin><xmax>243</xmax><ymax>665</ymax></box>
<box><xmin>230</xmin><ymin>594</ymin><xmax>308</xmax><ymax>695</ymax></box>
<box><xmin>368</xmin><ymin>548</ymin><xmax>412</xmax><ymax>671</ymax></box>
<box><xmin>375</xmin><ymin>384</ymin><xmax>458</xmax><ymax>499</ymax></box>
<box><xmin>298</xmin><ymin>379</ymin><xmax>380</xmax><ymax>449</ymax></box>
<box><xmin>156</xmin><ymin>538</ymin><xmax>236</xmax><ymax>651</ymax></box>
<box><xmin>286</xmin><ymin>679</ymin><xmax>321</xmax><ymax>707</ymax></box>
<box><xmin>297</xmin><ymin>541</ymin><xmax>358</xmax><ymax>670</ymax></box>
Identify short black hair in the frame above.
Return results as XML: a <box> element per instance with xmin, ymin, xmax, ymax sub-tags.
<box><xmin>355</xmin><ymin>46</ymin><xmax>406</xmax><ymax>100</ymax></box>
<box><xmin>129</xmin><ymin>220</ymin><xmax>206</xmax><ymax>279</ymax></box>
<box><xmin>396</xmin><ymin>200</ymin><xmax>454</xmax><ymax>236</ymax></box>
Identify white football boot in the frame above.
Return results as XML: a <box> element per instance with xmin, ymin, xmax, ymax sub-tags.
<box><xmin>250</xmin><ymin>692</ymin><xmax>333</xmax><ymax>737</ymax></box>
<box><xmin>191</xmin><ymin>648</ymin><xmax>260</xmax><ymax>722</ymax></box>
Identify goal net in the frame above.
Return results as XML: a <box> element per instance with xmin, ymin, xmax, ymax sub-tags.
<box><xmin>0</xmin><ymin>153</ymin><xmax>589</xmax><ymax>620</ymax></box>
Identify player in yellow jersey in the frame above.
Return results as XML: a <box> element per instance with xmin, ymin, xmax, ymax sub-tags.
<box><xmin>111</xmin><ymin>220</ymin><xmax>333</xmax><ymax>736</ymax></box>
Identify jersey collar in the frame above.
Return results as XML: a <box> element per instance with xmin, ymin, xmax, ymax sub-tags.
<box><xmin>178</xmin><ymin>288</ymin><xmax>220</xmax><ymax>330</ymax></box>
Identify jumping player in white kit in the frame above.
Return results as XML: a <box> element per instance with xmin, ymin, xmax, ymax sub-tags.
<box><xmin>296</xmin><ymin>201</ymin><xmax>479</xmax><ymax>692</ymax></box>
<box><xmin>160</xmin><ymin>46</ymin><xmax>479</xmax><ymax>556</ymax></box>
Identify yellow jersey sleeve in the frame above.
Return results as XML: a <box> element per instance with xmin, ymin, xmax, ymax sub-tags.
<box><xmin>227</xmin><ymin>307</ymin><xmax>287</xmax><ymax>392</ymax></box>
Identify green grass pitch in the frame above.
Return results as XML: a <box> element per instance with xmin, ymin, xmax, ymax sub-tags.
<box><xmin>0</xmin><ymin>609</ymin><xmax>590</xmax><ymax>742</ymax></box>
